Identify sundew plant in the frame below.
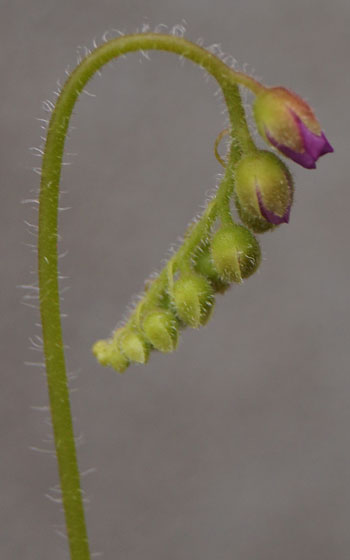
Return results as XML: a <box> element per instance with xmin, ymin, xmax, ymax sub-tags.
<box><xmin>36</xmin><ymin>28</ymin><xmax>333</xmax><ymax>559</ymax></box>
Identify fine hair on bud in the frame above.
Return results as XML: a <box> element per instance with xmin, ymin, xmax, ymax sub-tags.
<box><xmin>253</xmin><ymin>87</ymin><xmax>333</xmax><ymax>169</ymax></box>
<box><xmin>210</xmin><ymin>224</ymin><xmax>261</xmax><ymax>283</ymax></box>
<box><xmin>92</xmin><ymin>339</ymin><xmax>129</xmax><ymax>373</ymax></box>
<box><xmin>235</xmin><ymin>195</ymin><xmax>275</xmax><ymax>234</ymax></box>
<box><xmin>142</xmin><ymin>308</ymin><xmax>179</xmax><ymax>353</ymax></box>
<box><xmin>116</xmin><ymin>328</ymin><xmax>150</xmax><ymax>364</ymax></box>
<box><xmin>234</xmin><ymin>150</ymin><xmax>294</xmax><ymax>232</ymax></box>
<box><xmin>194</xmin><ymin>245</ymin><xmax>231</xmax><ymax>293</ymax></box>
<box><xmin>172</xmin><ymin>272</ymin><xmax>215</xmax><ymax>328</ymax></box>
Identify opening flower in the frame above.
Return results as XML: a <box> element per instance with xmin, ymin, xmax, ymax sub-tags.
<box><xmin>253</xmin><ymin>87</ymin><xmax>333</xmax><ymax>169</ymax></box>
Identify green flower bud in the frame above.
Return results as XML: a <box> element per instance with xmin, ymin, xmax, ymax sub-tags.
<box><xmin>92</xmin><ymin>339</ymin><xmax>130</xmax><ymax>373</ymax></box>
<box><xmin>210</xmin><ymin>225</ymin><xmax>261</xmax><ymax>283</ymax></box>
<box><xmin>172</xmin><ymin>272</ymin><xmax>215</xmax><ymax>328</ymax></box>
<box><xmin>142</xmin><ymin>309</ymin><xmax>179</xmax><ymax>353</ymax></box>
<box><xmin>235</xmin><ymin>151</ymin><xmax>293</xmax><ymax>232</ymax></box>
<box><xmin>194</xmin><ymin>246</ymin><xmax>230</xmax><ymax>293</ymax></box>
<box><xmin>117</xmin><ymin>329</ymin><xmax>150</xmax><ymax>364</ymax></box>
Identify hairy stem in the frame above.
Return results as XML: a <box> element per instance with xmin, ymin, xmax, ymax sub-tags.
<box><xmin>38</xmin><ymin>33</ymin><xmax>256</xmax><ymax>559</ymax></box>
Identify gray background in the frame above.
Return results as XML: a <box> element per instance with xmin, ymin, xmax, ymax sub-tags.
<box><xmin>2</xmin><ymin>0</ymin><xmax>349</xmax><ymax>558</ymax></box>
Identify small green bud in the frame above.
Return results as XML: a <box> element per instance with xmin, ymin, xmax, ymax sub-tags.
<box><xmin>142</xmin><ymin>309</ymin><xmax>178</xmax><ymax>353</ymax></box>
<box><xmin>92</xmin><ymin>339</ymin><xmax>129</xmax><ymax>373</ymax></box>
<box><xmin>108</xmin><ymin>346</ymin><xmax>130</xmax><ymax>372</ymax></box>
<box><xmin>235</xmin><ymin>151</ymin><xmax>293</xmax><ymax>232</ymax></box>
<box><xmin>194</xmin><ymin>247</ymin><xmax>230</xmax><ymax>293</ymax></box>
<box><xmin>117</xmin><ymin>329</ymin><xmax>150</xmax><ymax>364</ymax></box>
<box><xmin>210</xmin><ymin>225</ymin><xmax>261</xmax><ymax>283</ymax></box>
<box><xmin>172</xmin><ymin>272</ymin><xmax>215</xmax><ymax>328</ymax></box>
<box><xmin>92</xmin><ymin>340</ymin><xmax>111</xmax><ymax>367</ymax></box>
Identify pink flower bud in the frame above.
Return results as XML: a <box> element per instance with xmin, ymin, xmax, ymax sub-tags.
<box><xmin>253</xmin><ymin>87</ymin><xmax>333</xmax><ymax>169</ymax></box>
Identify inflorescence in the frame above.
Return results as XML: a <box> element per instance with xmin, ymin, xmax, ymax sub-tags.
<box><xmin>93</xmin><ymin>69</ymin><xmax>333</xmax><ymax>373</ymax></box>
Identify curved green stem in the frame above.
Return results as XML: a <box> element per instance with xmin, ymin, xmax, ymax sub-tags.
<box><xmin>38</xmin><ymin>33</ymin><xmax>257</xmax><ymax>559</ymax></box>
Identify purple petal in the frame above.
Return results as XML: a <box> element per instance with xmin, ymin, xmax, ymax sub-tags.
<box><xmin>265</xmin><ymin>112</ymin><xmax>334</xmax><ymax>169</ymax></box>
<box><xmin>296</xmin><ymin>115</ymin><xmax>334</xmax><ymax>160</ymax></box>
<box><xmin>265</xmin><ymin>128</ymin><xmax>316</xmax><ymax>169</ymax></box>
<box><xmin>256</xmin><ymin>186</ymin><xmax>291</xmax><ymax>225</ymax></box>
<box><xmin>317</xmin><ymin>132</ymin><xmax>334</xmax><ymax>156</ymax></box>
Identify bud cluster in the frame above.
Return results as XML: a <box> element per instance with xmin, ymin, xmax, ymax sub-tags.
<box><xmin>93</xmin><ymin>76</ymin><xmax>333</xmax><ymax>373</ymax></box>
<box><xmin>93</xmin><ymin>221</ymin><xmax>261</xmax><ymax>372</ymax></box>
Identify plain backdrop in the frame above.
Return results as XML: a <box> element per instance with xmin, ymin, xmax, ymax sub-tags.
<box><xmin>1</xmin><ymin>0</ymin><xmax>350</xmax><ymax>558</ymax></box>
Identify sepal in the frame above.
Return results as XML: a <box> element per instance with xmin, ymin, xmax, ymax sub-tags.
<box><xmin>253</xmin><ymin>87</ymin><xmax>333</xmax><ymax>169</ymax></box>
<box><xmin>210</xmin><ymin>225</ymin><xmax>261</xmax><ymax>283</ymax></box>
<box><xmin>194</xmin><ymin>246</ymin><xmax>231</xmax><ymax>293</ymax></box>
<box><xmin>92</xmin><ymin>339</ymin><xmax>130</xmax><ymax>373</ymax></box>
<box><xmin>117</xmin><ymin>328</ymin><xmax>150</xmax><ymax>364</ymax></box>
<box><xmin>235</xmin><ymin>151</ymin><xmax>293</xmax><ymax>230</ymax></box>
<box><xmin>142</xmin><ymin>309</ymin><xmax>179</xmax><ymax>353</ymax></box>
<box><xmin>172</xmin><ymin>272</ymin><xmax>215</xmax><ymax>328</ymax></box>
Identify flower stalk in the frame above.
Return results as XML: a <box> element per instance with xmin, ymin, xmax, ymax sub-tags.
<box><xmin>38</xmin><ymin>33</ymin><xmax>258</xmax><ymax>560</ymax></box>
<box><xmin>37</xmin><ymin>32</ymin><xmax>332</xmax><ymax>559</ymax></box>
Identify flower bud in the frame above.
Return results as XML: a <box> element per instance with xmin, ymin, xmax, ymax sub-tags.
<box><xmin>210</xmin><ymin>225</ymin><xmax>260</xmax><ymax>283</ymax></box>
<box><xmin>253</xmin><ymin>87</ymin><xmax>333</xmax><ymax>169</ymax></box>
<box><xmin>117</xmin><ymin>329</ymin><xmax>150</xmax><ymax>364</ymax></box>
<box><xmin>92</xmin><ymin>339</ymin><xmax>130</xmax><ymax>373</ymax></box>
<box><xmin>235</xmin><ymin>151</ymin><xmax>293</xmax><ymax>230</ymax></box>
<box><xmin>142</xmin><ymin>309</ymin><xmax>178</xmax><ymax>353</ymax></box>
<box><xmin>172</xmin><ymin>273</ymin><xmax>214</xmax><ymax>328</ymax></box>
<box><xmin>194</xmin><ymin>246</ymin><xmax>230</xmax><ymax>293</ymax></box>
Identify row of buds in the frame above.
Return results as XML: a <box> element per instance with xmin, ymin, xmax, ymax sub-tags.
<box><xmin>93</xmin><ymin>83</ymin><xmax>333</xmax><ymax>373</ymax></box>
<box><xmin>93</xmin><ymin>308</ymin><xmax>179</xmax><ymax>373</ymax></box>
<box><xmin>93</xmin><ymin>223</ymin><xmax>261</xmax><ymax>372</ymax></box>
<box><xmin>94</xmin><ymin>146</ymin><xmax>294</xmax><ymax>372</ymax></box>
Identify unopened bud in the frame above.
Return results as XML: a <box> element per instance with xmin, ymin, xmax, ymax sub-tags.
<box><xmin>194</xmin><ymin>246</ymin><xmax>230</xmax><ymax>293</ymax></box>
<box><xmin>117</xmin><ymin>329</ymin><xmax>150</xmax><ymax>364</ymax></box>
<box><xmin>210</xmin><ymin>225</ymin><xmax>261</xmax><ymax>283</ymax></box>
<box><xmin>235</xmin><ymin>151</ymin><xmax>293</xmax><ymax>232</ymax></box>
<box><xmin>92</xmin><ymin>339</ymin><xmax>130</xmax><ymax>373</ymax></box>
<box><xmin>143</xmin><ymin>309</ymin><xmax>178</xmax><ymax>353</ymax></box>
<box><xmin>173</xmin><ymin>273</ymin><xmax>214</xmax><ymax>328</ymax></box>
